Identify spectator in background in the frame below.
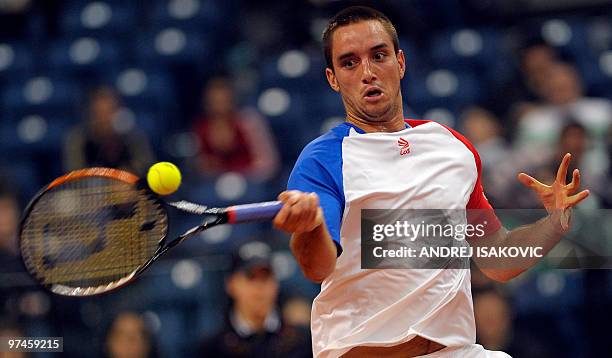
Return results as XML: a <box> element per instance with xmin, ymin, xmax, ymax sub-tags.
<box><xmin>460</xmin><ymin>107</ymin><xmax>514</xmax><ymax>207</ymax></box>
<box><xmin>489</xmin><ymin>40</ymin><xmax>559</xmax><ymax>119</ymax></box>
<box><xmin>514</xmin><ymin>63</ymin><xmax>611</xmax><ymax>173</ymax></box>
<box><xmin>104</xmin><ymin>311</ymin><xmax>159</xmax><ymax>358</ymax></box>
<box><xmin>198</xmin><ymin>241</ymin><xmax>310</xmax><ymax>357</ymax></box>
<box><xmin>0</xmin><ymin>183</ymin><xmax>28</xmax><ymax>320</ymax></box>
<box><xmin>0</xmin><ymin>321</ymin><xmax>28</xmax><ymax>358</ymax></box>
<box><xmin>63</xmin><ymin>86</ymin><xmax>154</xmax><ymax>175</ymax></box>
<box><xmin>281</xmin><ymin>296</ymin><xmax>311</xmax><ymax>329</ymax></box>
<box><xmin>193</xmin><ymin>77</ymin><xmax>279</xmax><ymax>181</ymax></box>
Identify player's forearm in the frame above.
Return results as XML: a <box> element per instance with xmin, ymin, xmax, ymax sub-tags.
<box><xmin>478</xmin><ymin>214</ymin><xmax>564</xmax><ymax>282</ymax></box>
<box><xmin>290</xmin><ymin>223</ymin><xmax>337</xmax><ymax>283</ymax></box>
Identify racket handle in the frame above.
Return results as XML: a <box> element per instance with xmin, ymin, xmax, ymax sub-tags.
<box><xmin>227</xmin><ymin>201</ymin><xmax>283</xmax><ymax>224</ymax></box>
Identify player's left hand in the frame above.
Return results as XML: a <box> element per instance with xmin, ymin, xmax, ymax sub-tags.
<box><xmin>517</xmin><ymin>153</ymin><xmax>590</xmax><ymax>231</ymax></box>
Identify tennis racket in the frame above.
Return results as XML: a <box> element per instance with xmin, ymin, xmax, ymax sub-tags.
<box><xmin>18</xmin><ymin>167</ymin><xmax>283</xmax><ymax>297</ymax></box>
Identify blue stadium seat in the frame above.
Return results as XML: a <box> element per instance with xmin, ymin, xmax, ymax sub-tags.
<box><xmin>156</xmin><ymin>309</ymin><xmax>187</xmax><ymax>357</ymax></box>
<box><xmin>540</xmin><ymin>17</ymin><xmax>592</xmax><ymax>62</ymax></box>
<box><xmin>403</xmin><ymin>69</ymin><xmax>481</xmax><ymax>115</ymax></box>
<box><xmin>430</xmin><ymin>27</ymin><xmax>503</xmax><ymax>70</ymax></box>
<box><xmin>0</xmin><ymin>161</ymin><xmax>42</xmax><ymax>202</ymax></box>
<box><xmin>134</xmin><ymin>28</ymin><xmax>211</xmax><ymax>67</ymax></box>
<box><xmin>513</xmin><ymin>271</ymin><xmax>584</xmax><ymax>315</ymax></box>
<box><xmin>0</xmin><ymin>41</ymin><xmax>34</xmax><ymax>80</ymax></box>
<box><xmin>1</xmin><ymin>76</ymin><xmax>80</xmax><ymax>117</ymax></box>
<box><xmin>46</xmin><ymin>36</ymin><xmax>122</xmax><ymax>73</ymax></box>
<box><xmin>149</xmin><ymin>0</ymin><xmax>225</xmax><ymax>33</ymax></box>
<box><xmin>60</xmin><ymin>1</ymin><xmax>136</xmax><ymax>36</ymax></box>
<box><xmin>0</xmin><ymin>114</ymin><xmax>69</xmax><ymax>154</ymax></box>
<box><xmin>104</xmin><ymin>67</ymin><xmax>175</xmax><ymax>112</ymax></box>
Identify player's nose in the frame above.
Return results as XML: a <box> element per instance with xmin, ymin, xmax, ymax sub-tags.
<box><xmin>361</xmin><ymin>59</ymin><xmax>376</xmax><ymax>84</ymax></box>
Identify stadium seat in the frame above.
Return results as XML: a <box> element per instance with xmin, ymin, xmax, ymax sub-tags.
<box><xmin>60</xmin><ymin>1</ymin><xmax>136</xmax><ymax>36</ymax></box>
<box><xmin>104</xmin><ymin>67</ymin><xmax>175</xmax><ymax>112</ymax></box>
<box><xmin>1</xmin><ymin>76</ymin><xmax>80</xmax><ymax>117</ymax></box>
<box><xmin>134</xmin><ymin>28</ymin><xmax>211</xmax><ymax>67</ymax></box>
<box><xmin>0</xmin><ymin>41</ymin><xmax>34</xmax><ymax>80</ymax></box>
<box><xmin>46</xmin><ymin>36</ymin><xmax>122</xmax><ymax>73</ymax></box>
<box><xmin>149</xmin><ymin>0</ymin><xmax>226</xmax><ymax>33</ymax></box>
<box><xmin>430</xmin><ymin>27</ymin><xmax>504</xmax><ymax>70</ymax></box>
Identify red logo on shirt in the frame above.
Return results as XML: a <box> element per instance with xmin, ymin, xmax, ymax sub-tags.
<box><xmin>398</xmin><ymin>137</ymin><xmax>410</xmax><ymax>155</ymax></box>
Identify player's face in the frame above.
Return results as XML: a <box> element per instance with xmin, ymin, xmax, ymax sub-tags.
<box><xmin>326</xmin><ymin>20</ymin><xmax>405</xmax><ymax>123</ymax></box>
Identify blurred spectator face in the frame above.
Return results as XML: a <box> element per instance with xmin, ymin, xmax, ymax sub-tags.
<box><xmin>522</xmin><ymin>45</ymin><xmax>555</xmax><ymax>77</ymax></box>
<box><xmin>541</xmin><ymin>63</ymin><xmax>582</xmax><ymax>105</ymax></box>
<box><xmin>204</xmin><ymin>78</ymin><xmax>235</xmax><ymax>117</ymax></box>
<box><xmin>325</xmin><ymin>20</ymin><xmax>405</xmax><ymax>122</ymax></box>
<box><xmin>89</xmin><ymin>88</ymin><xmax>120</xmax><ymax>135</ymax></box>
<box><xmin>474</xmin><ymin>291</ymin><xmax>511</xmax><ymax>350</ymax></box>
<box><xmin>560</xmin><ymin>123</ymin><xmax>587</xmax><ymax>160</ymax></box>
<box><xmin>227</xmin><ymin>267</ymin><xmax>279</xmax><ymax>321</ymax></box>
<box><xmin>106</xmin><ymin>313</ymin><xmax>151</xmax><ymax>358</ymax></box>
<box><xmin>0</xmin><ymin>195</ymin><xmax>19</xmax><ymax>253</ymax></box>
<box><xmin>460</xmin><ymin>107</ymin><xmax>501</xmax><ymax>145</ymax></box>
<box><xmin>521</xmin><ymin>44</ymin><xmax>556</xmax><ymax>96</ymax></box>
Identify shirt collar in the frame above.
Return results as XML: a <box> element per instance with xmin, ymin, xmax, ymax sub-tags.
<box><xmin>230</xmin><ymin>309</ymin><xmax>281</xmax><ymax>338</ymax></box>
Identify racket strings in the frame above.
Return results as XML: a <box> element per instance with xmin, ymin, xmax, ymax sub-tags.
<box><xmin>21</xmin><ymin>177</ymin><xmax>166</xmax><ymax>290</ymax></box>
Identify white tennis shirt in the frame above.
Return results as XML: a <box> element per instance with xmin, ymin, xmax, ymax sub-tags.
<box><xmin>288</xmin><ymin>120</ymin><xmax>501</xmax><ymax>358</ymax></box>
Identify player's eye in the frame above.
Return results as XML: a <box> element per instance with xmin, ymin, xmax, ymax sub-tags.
<box><xmin>374</xmin><ymin>52</ymin><xmax>386</xmax><ymax>61</ymax></box>
<box><xmin>342</xmin><ymin>59</ymin><xmax>357</xmax><ymax>68</ymax></box>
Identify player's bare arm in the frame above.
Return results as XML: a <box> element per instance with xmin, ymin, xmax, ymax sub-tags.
<box><xmin>274</xmin><ymin>190</ymin><xmax>337</xmax><ymax>283</ymax></box>
<box><xmin>470</xmin><ymin>153</ymin><xmax>590</xmax><ymax>282</ymax></box>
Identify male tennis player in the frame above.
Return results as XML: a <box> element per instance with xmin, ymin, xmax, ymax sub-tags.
<box><xmin>273</xmin><ymin>6</ymin><xmax>589</xmax><ymax>358</ymax></box>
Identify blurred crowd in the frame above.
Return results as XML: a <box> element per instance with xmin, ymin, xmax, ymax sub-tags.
<box><xmin>2</xmin><ymin>0</ymin><xmax>612</xmax><ymax>357</ymax></box>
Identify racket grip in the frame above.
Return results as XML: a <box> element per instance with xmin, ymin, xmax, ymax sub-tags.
<box><xmin>227</xmin><ymin>201</ymin><xmax>283</xmax><ymax>224</ymax></box>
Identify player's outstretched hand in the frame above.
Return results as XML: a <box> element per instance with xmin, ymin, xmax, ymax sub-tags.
<box><xmin>274</xmin><ymin>190</ymin><xmax>324</xmax><ymax>234</ymax></box>
<box><xmin>517</xmin><ymin>153</ymin><xmax>590</xmax><ymax>231</ymax></box>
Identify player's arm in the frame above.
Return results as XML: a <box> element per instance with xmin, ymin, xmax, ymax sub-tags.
<box><xmin>274</xmin><ymin>190</ymin><xmax>337</xmax><ymax>283</ymax></box>
<box><xmin>470</xmin><ymin>153</ymin><xmax>589</xmax><ymax>282</ymax></box>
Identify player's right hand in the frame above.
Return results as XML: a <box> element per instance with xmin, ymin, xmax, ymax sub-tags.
<box><xmin>273</xmin><ymin>190</ymin><xmax>324</xmax><ymax>234</ymax></box>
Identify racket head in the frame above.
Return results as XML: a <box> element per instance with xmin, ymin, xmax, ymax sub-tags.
<box><xmin>19</xmin><ymin>168</ymin><xmax>168</xmax><ymax>296</ymax></box>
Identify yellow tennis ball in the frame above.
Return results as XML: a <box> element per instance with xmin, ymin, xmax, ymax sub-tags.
<box><xmin>147</xmin><ymin>162</ymin><xmax>182</xmax><ymax>195</ymax></box>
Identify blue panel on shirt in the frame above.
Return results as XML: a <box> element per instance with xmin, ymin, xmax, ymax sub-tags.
<box><xmin>287</xmin><ymin>123</ymin><xmax>352</xmax><ymax>254</ymax></box>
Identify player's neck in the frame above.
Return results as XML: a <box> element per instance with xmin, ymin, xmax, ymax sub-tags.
<box><xmin>346</xmin><ymin>114</ymin><xmax>406</xmax><ymax>133</ymax></box>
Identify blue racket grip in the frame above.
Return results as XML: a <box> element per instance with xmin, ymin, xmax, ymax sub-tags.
<box><xmin>227</xmin><ymin>201</ymin><xmax>284</xmax><ymax>224</ymax></box>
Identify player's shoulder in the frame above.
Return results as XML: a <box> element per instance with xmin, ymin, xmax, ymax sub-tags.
<box><xmin>296</xmin><ymin>122</ymin><xmax>352</xmax><ymax>163</ymax></box>
<box><xmin>408</xmin><ymin>118</ymin><xmax>476</xmax><ymax>148</ymax></box>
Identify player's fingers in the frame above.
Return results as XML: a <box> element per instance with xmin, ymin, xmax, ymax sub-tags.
<box><xmin>567</xmin><ymin>190</ymin><xmax>590</xmax><ymax>207</ymax></box>
<box><xmin>303</xmin><ymin>193</ymin><xmax>320</xmax><ymax>230</ymax></box>
<box><xmin>278</xmin><ymin>190</ymin><xmax>303</xmax><ymax>203</ymax></box>
<box><xmin>278</xmin><ymin>191</ymin><xmax>292</xmax><ymax>202</ymax></box>
<box><xmin>556</xmin><ymin>153</ymin><xmax>571</xmax><ymax>185</ymax></box>
<box><xmin>517</xmin><ymin>173</ymin><xmax>548</xmax><ymax>190</ymax></box>
<box><xmin>287</xmin><ymin>194</ymin><xmax>320</xmax><ymax>233</ymax></box>
<box><xmin>273</xmin><ymin>204</ymin><xmax>291</xmax><ymax>229</ymax></box>
<box><xmin>566</xmin><ymin>169</ymin><xmax>580</xmax><ymax>192</ymax></box>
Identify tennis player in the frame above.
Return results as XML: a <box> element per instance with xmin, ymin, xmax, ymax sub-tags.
<box><xmin>273</xmin><ymin>6</ymin><xmax>589</xmax><ymax>358</ymax></box>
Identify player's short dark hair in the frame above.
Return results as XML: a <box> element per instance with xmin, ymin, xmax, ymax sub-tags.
<box><xmin>322</xmin><ymin>6</ymin><xmax>399</xmax><ymax>70</ymax></box>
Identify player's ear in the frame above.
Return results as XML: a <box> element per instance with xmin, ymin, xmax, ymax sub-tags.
<box><xmin>397</xmin><ymin>49</ymin><xmax>406</xmax><ymax>79</ymax></box>
<box><xmin>326</xmin><ymin>67</ymin><xmax>340</xmax><ymax>92</ymax></box>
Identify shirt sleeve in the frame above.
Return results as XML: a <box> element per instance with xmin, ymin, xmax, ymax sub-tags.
<box><xmin>441</xmin><ymin>124</ymin><xmax>503</xmax><ymax>237</ymax></box>
<box><xmin>287</xmin><ymin>150</ymin><xmax>344</xmax><ymax>254</ymax></box>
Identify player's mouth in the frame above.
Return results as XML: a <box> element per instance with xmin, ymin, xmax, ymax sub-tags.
<box><xmin>363</xmin><ymin>87</ymin><xmax>384</xmax><ymax>102</ymax></box>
